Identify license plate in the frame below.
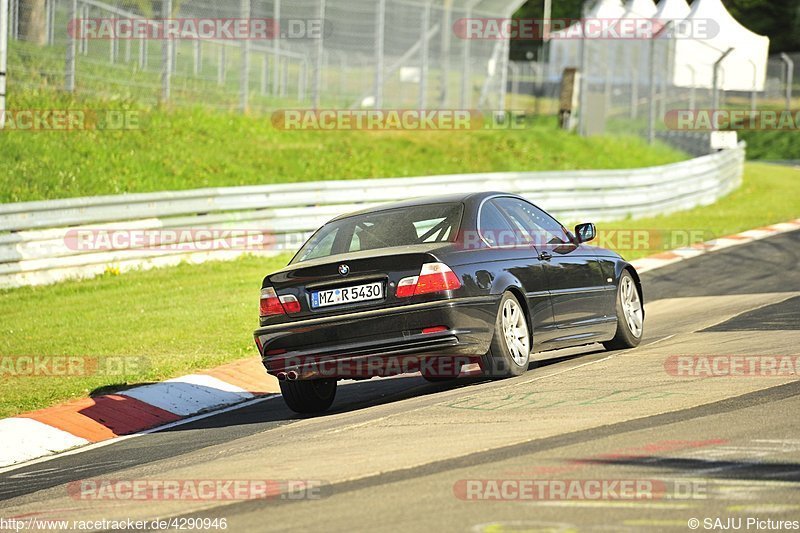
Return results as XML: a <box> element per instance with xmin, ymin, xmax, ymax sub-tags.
<box><xmin>311</xmin><ymin>282</ymin><xmax>384</xmax><ymax>309</ymax></box>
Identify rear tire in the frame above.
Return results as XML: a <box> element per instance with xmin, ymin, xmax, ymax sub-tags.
<box><xmin>480</xmin><ymin>291</ymin><xmax>530</xmax><ymax>378</ymax></box>
<box><xmin>603</xmin><ymin>270</ymin><xmax>643</xmax><ymax>351</ymax></box>
<box><xmin>279</xmin><ymin>379</ymin><xmax>337</xmax><ymax>414</ymax></box>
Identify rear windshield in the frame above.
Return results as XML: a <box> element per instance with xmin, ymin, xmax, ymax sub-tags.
<box><xmin>291</xmin><ymin>203</ymin><xmax>463</xmax><ymax>264</ymax></box>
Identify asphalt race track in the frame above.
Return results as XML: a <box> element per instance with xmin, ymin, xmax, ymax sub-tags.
<box><xmin>1</xmin><ymin>230</ymin><xmax>799</xmax><ymax>533</ymax></box>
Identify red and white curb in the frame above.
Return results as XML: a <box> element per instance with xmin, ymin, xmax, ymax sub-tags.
<box><xmin>629</xmin><ymin>219</ymin><xmax>800</xmax><ymax>273</ymax></box>
<box><xmin>2</xmin><ymin>218</ymin><xmax>798</xmax><ymax>468</ymax></box>
<box><xmin>0</xmin><ymin>358</ymin><xmax>280</xmax><ymax>468</ymax></box>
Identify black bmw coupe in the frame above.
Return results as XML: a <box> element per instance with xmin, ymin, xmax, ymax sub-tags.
<box><xmin>254</xmin><ymin>191</ymin><xmax>644</xmax><ymax>413</ymax></box>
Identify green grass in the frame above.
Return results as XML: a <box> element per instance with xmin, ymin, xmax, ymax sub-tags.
<box><xmin>0</xmin><ymin>162</ymin><xmax>797</xmax><ymax>417</ymax></box>
<box><xmin>594</xmin><ymin>162</ymin><xmax>800</xmax><ymax>260</ymax></box>
<box><xmin>0</xmin><ymin>253</ymin><xmax>291</xmax><ymax>417</ymax></box>
<box><xmin>738</xmin><ymin>130</ymin><xmax>800</xmax><ymax>161</ymax></box>
<box><xmin>0</xmin><ymin>93</ymin><xmax>686</xmax><ymax>203</ymax></box>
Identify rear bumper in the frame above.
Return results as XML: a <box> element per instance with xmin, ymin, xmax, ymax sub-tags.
<box><xmin>253</xmin><ymin>296</ymin><xmax>498</xmax><ymax>379</ymax></box>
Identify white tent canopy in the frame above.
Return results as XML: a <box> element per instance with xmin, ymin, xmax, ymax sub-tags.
<box><xmin>624</xmin><ymin>0</ymin><xmax>658</xmax><ymax>17</ymax></box>
<box><xmin>671</xmin><ymin>0</ymin><xmax>769</xmax><ymax>91</ymax></box>
<box><xmin>654</xmin><ymin>0</ymin><xmax>690</xmax><ymax>21</ymax></box>
<box><xmin>547</xmin><ymin>0</ymin><xmax>769</xmax><ymax>92</ymax></box>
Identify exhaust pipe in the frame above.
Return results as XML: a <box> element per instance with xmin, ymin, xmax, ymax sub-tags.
<box><xmin>276</xmin><ymin>372</ymin><xmax>287</xmax><ymax>381</ymax></box>
<box><xmin>287</xmin><ymin>370</ymin><xmax>299</xmax><ymax>381</ymax></box>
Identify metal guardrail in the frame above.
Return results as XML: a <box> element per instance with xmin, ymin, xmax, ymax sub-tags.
<box><xmin>0</xmin><ymin>143</ymin><xmax>745</xmax><ymax>289</ymax></box>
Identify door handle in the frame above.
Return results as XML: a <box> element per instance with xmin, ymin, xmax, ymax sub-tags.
<box><xmin>538</xmin><ymin>251</ymin><xmax>552</xmax><ymax>261</ymax></box>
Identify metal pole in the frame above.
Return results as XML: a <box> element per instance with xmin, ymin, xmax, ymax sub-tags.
<box><xmin>161</xmin><ymin>0</ymin><xmax>172</xmax><ymax>103</ymax></box>
<box><xmin>509</xmin><ymin>60</ymin><xmax>519</xmax><ymax>106</ymax></box>
<box><xmin>272</xmin><ymin>0</ymin><xmax>280</xmax><ymax>96</ymax></box>
<box><xmin>9</xmin><ymin>0</ymin><xmax>15</xmax><ymax>40</ymax></box>
<box><xmin>578</xmin><ymin>22</ymin><xmax>588</xmax><ymax>137</ymax></box>
<box><xmin>64</xmin><ymin>0</ymin><xmax>77</xmax><ymax>92</ymax></box>
<box><xmin>139</xmin><ymin>38</ymin><xmax>147</xmax><ymax>70</ymax></box>
<box><xmin>630</xmin><ymin>67</ymin><xmax>638</xmax><ymax>119</ymax></box>
<box><xmin>298</xmin><ymin>61</ymin><xmax>306</xmax><ymax>102</ymax></box>
<box><xmin>460</xmin><ymin>4</ymin><xmax>472</xmax><ymax>108</ymax></box>
<box><xmin>239</xmin><ymin>0</ymin><xmax>250</xmax><ymax>112</ymax></box>
<box><xmin>498</xmin><ymin>26</ymin><xmax>510</xmax><ymax>112</ymax></box>
<box><xmin>193</xmin><ymin>40</ymin><xmax>201</xmax><ymax>76</ymax></box>
<box><xmin>260</xmin><ymin>54</ymin><xmax>268</xmax><ymax>96</ymax></box>
<box><xmin>217</xmin><ymin>45</ymin><xmax>225</xmax><ymax>85</ymax></box>
<box><xmin>648</xmin><ymin>22</ymin><xmax>672</xmax><ymax>144</ymax></box>
<box><xmin>687</xmin><ymin>64</ymin><xmax>696</xmax><ymax>110</ymax></box>
<box><xmin>311</xmin><ymin>0</ymin><xmax>325</xmax><ymax>109</ymax></box>
<box><xmin>81</xmin><ymin>3</ymin><xmax>88</xmax><ymax>55</ymax></box>
<box><xmin>711</xmin><ymin>47</ymin><xmax>734</xmax><ymax>114</ymax></box>
<box><xmin>374</xmin><ymin>0</ymin><xmax>385</xmax><ymax>108</ymax></box>
<box><xmin>419</xmin><ymin>1</ymin><xmax>430</xmax><ymax>110</ymax></box>
<box><xmin>439</xmin><ymin>0</ymin><xmax>452</xmax><ymax>106</ymax></box>
<box><xmin>0</xmin><ymin>0</ymin><xmax>8</xmax><ymax>130</ymax></box>
<box><xmin>780</xmin><ymin>53</ymin><xmax>794</xmax><ymax>112</ymax></box>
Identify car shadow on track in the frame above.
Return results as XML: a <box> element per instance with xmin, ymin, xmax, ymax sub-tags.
<box><xmin>161</xmin><ymin>347</ymin><xmax>607</xmax><ymax>432</ymax></box>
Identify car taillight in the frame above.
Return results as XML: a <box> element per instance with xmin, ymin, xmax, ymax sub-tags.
<box><xmin>279</xmin><ymin>294</ymin><xmax>301</xmax><ymax>313</ymax></box>
<box><xmin>395</xmin><ymin>262</ymin><xmax>461</xmax><ymax>297</ymax></box>
<box><xmin>260</xmin><ymin>287</ymin><xmax>284</xmax><ymax>317</ymax></box>
<box><xmin>260</xmin><ymin>288</ymin><xmax>300</xmax><ymax>316</ymax></box>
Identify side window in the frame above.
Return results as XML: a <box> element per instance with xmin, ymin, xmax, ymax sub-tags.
<box><xmin>297</xmin><ymin>227</ymin><xmax>339</xmax><ymax>261</ymax></box>
<box><xmin>478</xmin><ymin>200</ymin><xmax>515</xmax><ymax>246</ymax></box>
<box><xmin>494</xmin><ymin>198</ymin><xmax>571</xmax><ymax>247</ymax></box>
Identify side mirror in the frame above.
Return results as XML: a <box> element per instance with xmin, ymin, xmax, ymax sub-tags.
<box><xmin>574</xmin><ymin>223</ymin><xmax>596</xmax><ymax>243</ymax></box>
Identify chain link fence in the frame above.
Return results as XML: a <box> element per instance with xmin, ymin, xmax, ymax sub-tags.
<box><xmin>507</xmin><ymin>42</ymin><xmax>797</xmax><ymax>154</ymax></box>
<box><xmin>5</xmin><ymin>0</ymin><xmax>526</xmax><ymax>112</ymax></box>
<box><xmin>4</xmin><ymin>0</ymin><xmax>797</xmax><ymax>151</ymax></box>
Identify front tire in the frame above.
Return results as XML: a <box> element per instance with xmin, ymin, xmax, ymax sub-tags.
<box><xmin>603</xmin><ymin>270</ymin><xmax>644</xmax><ymax>350</ymax></box>
<box><xmin>279</xmin><ymin>379</ymin><xmax>337</xmax><ymax>414</ymax></box>
<box><xmin>480</xmin><ymin>291</ymin><xmax>530</xmax><ymax>378</ymax></box>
